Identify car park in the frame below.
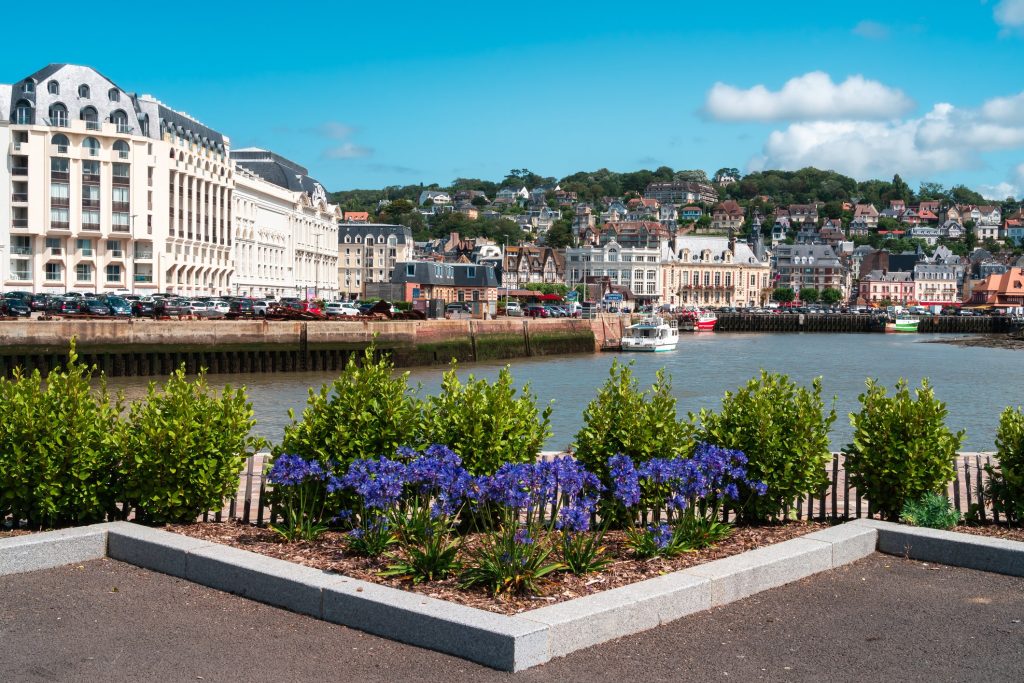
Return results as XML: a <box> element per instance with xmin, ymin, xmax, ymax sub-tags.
<box><xmin>132</xmin><ymin>298</ymin><xmax>156</xmax><ymax>317</ymax></box>
<box><xmin>253</xmin><ymin>300</ymin><xmax>269</xmax><ymax>316</ymax></box>
<box><xmin>83</xmin><ymin>299</ymin><xmax>111</xmax><ymax>316</ymax></box>
<box><xmin>4</xmin><ymin>298</ymin><xmax>32</xmax><ymax>317</ymax></box>
<box><xmin>325</xmin><ymin>301</ymin><xmax>360</xmax><ymax>317</ymax></box>
<box><xmin>106</xmin><ymin>296</ymin><xmax>132</xmax><ymax>317</ymax></box>
<box><xmin>526</xmin><ymin>304</ymin><xmax>549</xmax><ymax>318</ymax></box>
<box><xmin>504</xmin><ymin>302</ymin><xmax>523</xmax><ymax>316</ymax></box>
<box><xmin>227</xmin><ymin>299</ymin><xmax>255</xmax><ymax>319</ymax></box>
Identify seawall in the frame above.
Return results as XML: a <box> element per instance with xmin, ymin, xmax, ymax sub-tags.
<box><xmin>0</xmin><ymin>318</ymin><xmax>597</xmax><ymax>378</ymax></box>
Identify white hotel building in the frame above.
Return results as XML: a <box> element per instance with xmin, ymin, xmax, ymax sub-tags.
<box><xmin>1</xmin><ymin>64</ymin><xmax>337</xmax><ymax>298</ymax></box>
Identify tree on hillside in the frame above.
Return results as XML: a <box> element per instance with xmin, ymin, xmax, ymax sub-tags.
<box><xmin>675</xmin><ymin>169</ymin><xmax>710</xmax><ymax>184</ymax></box>
<box><xmin>949</xmin><ymin>185</ymin><xmax>985</xmax><ymax>206</ymax></box>
<box><xmin>543</xmin><ymin>217</ymin><xmax>574</xmax><ymax>248</ymax></box>
<box><xmin>918</xmin><ymin>182</ymin><xmax>946</xmax><ymax>201</ymax></box>
<box><xmin>714</xmin><ymin>167</ymin><xmax>741</xmax><ymax>183</ymax></box>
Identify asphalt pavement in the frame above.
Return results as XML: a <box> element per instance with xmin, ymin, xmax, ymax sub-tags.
<box><xmin>1</xmin><ymin>553</ymin><xmax>1021</xmax><ymax>682</ymax></box>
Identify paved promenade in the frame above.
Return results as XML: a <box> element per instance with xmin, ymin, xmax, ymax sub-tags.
<box><xmin>1</xmin><ymin>554</ymin><xmax>1021</xmax><ymax>682</ymax></box>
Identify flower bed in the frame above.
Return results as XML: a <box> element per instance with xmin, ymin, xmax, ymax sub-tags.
<box><xmin>169</xmin><ymin>520</ymin><xmax>826</xmax><ymax>615</ymax></box>
<box><xmin>938</xmin><ymin>524</ymin><xmax>1024</xmax><ymax>543</ymax></box>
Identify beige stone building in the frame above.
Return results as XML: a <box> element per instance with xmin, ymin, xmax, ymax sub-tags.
<box><xmin>662</xmin><ymin>236</ymin><xmax>771</xmax><ymax>307</ymax></box>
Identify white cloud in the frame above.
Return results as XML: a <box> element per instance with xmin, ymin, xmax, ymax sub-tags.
<box><xmin>749</xmin><ymin>97</ymin><xmax>1024</xmax><ymax>179</ymax></box>
<box><xmin>323</xmin><ymin>142</ymin><xmax>373</xmax><ymax>159</ymax></box>
<box><xmin>852</xmin><ymin>20</ymin><xmax>890</xmax><ymax>40</ymax></box>
<box><xmin>981</xmin><ymin>91</ymin><xmax>1024</xmax><ymax>123</ymax></box>
<box><xmin>703</xmin><ymin>71</ymin><xmax>914</xmax><ymax>122</ymax></box>
<box><xmin>978</xmin><ymin>164</ymin><xmax>1024</xmax><ymax>200</ymax></box>
<box><xmin>994</xmin><ymin>0</ymin><xmax>1024</xmax><ymax>33</ymax></box>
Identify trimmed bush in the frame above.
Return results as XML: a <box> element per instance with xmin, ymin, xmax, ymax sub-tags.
<box><xmin>420</xmin><ymin>363</ymin><xmax>552</xmax><ymax>475</ymax></box>
<box><xmin>901</xmin><ymin>492</ymin><xmax>961</xmax><ymax>530</ymax></box>
<box><xmin>574</xmin><ymin>361</ymin><xmax>692</xmax><ymax>500</ymax></box>
<box><xmin>117</xmin><ymin>367</ymin><xmax>264</xmax><ymax>524</ymax></box>
<box><xmin>696</xmin><ymin>371</ymin><xmax>836</xmax><ymax>522</ymax></box>
<box><xmin>845</xmin><ymin>379</ymin><xmax>963</xmax><ymax>521</ymax></box>
<box><xmin>0</xmin><ymin>345</ymin><xmax>121</xmax><ymax>529</ymax></box>
<box><xmin>986</xmin><ymin>406</ymin><xmax>1024</xmax><ymax>525</ymax></box>
<box><xmin>274</xmin><ymin>346</ymin><xmax>422</xmax><ymax>475</ymax></box>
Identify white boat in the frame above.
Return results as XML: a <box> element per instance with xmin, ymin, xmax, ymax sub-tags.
<box><xmin>621</xmin><ymin>316</ymin><xmax>679</xmax><ymax>352</ymax></box>
<box><xmin>885</xmin><ymin>315</ymin><xmax>920</xmax><ymax>333</ymax></box>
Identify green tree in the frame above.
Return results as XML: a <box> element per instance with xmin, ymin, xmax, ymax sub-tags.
<box><xmin>820</xmin><ymin>288</ymin><xmax>842</xmax><ymax>304</ymax></box>
<box><xmin>799</xmin><ymin>287</ymin><xmax>820</xmax><ymax>303</ymax></box>
<box><xmin>772</xmin><ymin>287</ymin><xmax>795</xmax><ymax>302</ymax></box>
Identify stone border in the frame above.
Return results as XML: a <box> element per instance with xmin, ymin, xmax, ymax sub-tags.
<box><xmin>2</xmin><ymin>520</ymin><xmax>1020</xmax><ymax>671</ymax></box>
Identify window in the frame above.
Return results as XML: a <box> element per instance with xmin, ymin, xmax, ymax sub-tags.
<box><xmin>47</xmin><ymin>80</ymin><xmax>60</xmax><ymax>95</ymax></box>
<box><xmin>110</xmin><ymin>109</ymin><xmax>130</xmax><ymax>133</ymax></box>
<box><xmin>76</xmin><ymin>263</ymin><xmax>93</xmax><ymax>282</ymax></box>
<box><xmin>14</xmin><ymin>99</ymin><xmax>33</xmax><ymax>125</ymax></box>
<box><xmin>113</xmin><ymin>140</ymin><xmax>129</xmax><ymax>159</ymax></box>
<box><xmin>112</xmin><ymin>186</ymin><xmax>129</xmax><ymax>207</ymax></box>
<box><xmin>51</xmin><ymin>157</ymin><xmax>69</xmax><ymax>180</ymax></box>
<box><xmin>78</xmin><ymin>84</ymin><xmax>90</xmax><ymax>98</ymax></box>
<box><xmin>45</xmin><ymin>263</ymin><xmax>62</xmax><ymax>281</ymax></box>
<box><xmin>22</xmin><ymin>79</ymin><xmax>34</xmax><ymax>94</ymax></box>
<box><xmin>80</xmin><ymin>105</ymin><xmax>99</xmax><ymax>130</ymax></box>
<box><xmin>466</xmin><ymin>266</ymin><xmax>476</xmax><ymax>278</ymax></box>
<box><xmin>112</xmin><ymin>212</ymin><xmax>130</xmax><ymax>232</ymax></box>
<box><xmin>108</xmin><ymin>88</ymin><xmax>120</xmax><ymax>102</ymax></box>
<box><xmin>46</xmin><ymin>237</ymin><xmax>62</xmax><ymax>255</ymax></box>
<box><xmin>107</xmin><ymin>240</ymin><xmax>123</xmax><ymax>257</ymax></box>
<box><xmin>406</xmin><ymin>264</ymin><xmax>416</xmax><ymax>277</ymax></box>
<box><xmin>10</xmin><ymin>235</ymin><xmax>32</xmax><ymax>255</ymax></box>
<box><xmin>82</xmin><ymin>159</ymin><xmax>100</xmax><ymax>182</ymax></box>
<box><xmin>50</xmin><ymin>183</ymin><xmax>70</xmax><ymax>208</ymax></box>
<box><xmin>83</xmin><ymin>137</ymin><xmax>100</xmax><ymax>157</ymax></box>
<box><xmin>139</xmin><ymin>115</ymin><xmax>149</xmax><ymax>136</ymax></box>
<box><xmin>112</xmin><ymin>163</ymin><xmax>130</xmax><ymax>183</ymax></box>
<box><xmin>76</xmin><ymin>239</ymin><xmax>94</xmax><ymax>256</ymax></box>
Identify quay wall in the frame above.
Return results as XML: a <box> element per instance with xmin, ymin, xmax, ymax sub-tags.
<box><xmin>714</xmin><ymin>313</ymin><xmax>1016</xmax><ymax>334</ymax></box>
<box><xmin>0</xmin><ymin>318</ymin><xmax>596</xmax><ymax>378</ymax></box>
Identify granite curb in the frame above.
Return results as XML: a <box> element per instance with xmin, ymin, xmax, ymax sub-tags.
<box><xmin>9</xmin><ymin>520</ymin><xmax>1019</xmax><ymax>670</ymax></box>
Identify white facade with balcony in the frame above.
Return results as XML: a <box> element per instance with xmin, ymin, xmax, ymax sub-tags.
<box><xmin>565</xmin><ymin>240</ymin><xmax>663</xmax><ymax>301</ymax></box>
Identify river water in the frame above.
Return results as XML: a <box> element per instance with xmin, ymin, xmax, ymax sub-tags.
<box><xmin>106</xmin><ymin>333</ymin><xmax>1021</xmax><ymax>452</ymax></box>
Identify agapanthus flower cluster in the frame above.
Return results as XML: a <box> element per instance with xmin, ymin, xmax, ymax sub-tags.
<box><xmin>609</xmin><ymin>454</ymin><xmax>641</xmax><ymax>508</ymax></box>
<box><xmin>340</xmin><ymin>456</ymin><xmax>407</xmax><ymax>510</ymax></box>
<box><xmin>475</xmin><ymin>457</ymin><xmax>602</xmax><ymax>533</ymax></box>
<box><xmin>648</xmin><ymin>523</ymin><xmax>673</xmax><ymax>549</ymax></box>
<box><xmin>267</xmin><ymin>453</ymin><xmax>342</xmax><ymax>493</ymax></box>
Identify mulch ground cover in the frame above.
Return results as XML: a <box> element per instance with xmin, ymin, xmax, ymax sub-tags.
<box><xmin>170</xmin><ymin>521</ymin><xmax>826</xmax><ymax>615</ymax></box>
<box><xmin>950</xmin><ymin>523</ymin><xmax>1024</xmax><ymax>543</ymax></box>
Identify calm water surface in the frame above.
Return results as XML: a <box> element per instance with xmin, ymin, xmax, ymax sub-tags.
<box><xmin>106</xmin><ymin>333</ymin><xmax>1021</xmax><ymax>452</ymax></box>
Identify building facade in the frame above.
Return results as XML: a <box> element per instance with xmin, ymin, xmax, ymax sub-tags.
<box><xmin>231</xmin><ymin>148</ymin><xmax>339</xmax><ymax>300</ymax></box>
<box><xmin>338</xmin><ymin>223</ymin><xmax>414</xmax><ymax>299</ymax></box>
<box><xmin>3</xmin><ymin>63</ymin><xmax>336</xmax><ymax>298</ymax></box>
<box><xmin>662</xmin><ymin>236</ymin><xmax>770</xmax><ymax>308</ymax></box>
<box><xmin>912</xmin><ymin>263</ymin><xmax>959</xmax><ymax>305</ymax></box>
<box><xmin>565</xmin><ymin>240</ymin><xmax>663</xmax><ymax>302</ymax></box>
<box><xmin>773</xmin><ymin>243</ymin><xmax>850</xmax><ymax>300</ymax></box>
<box><xmin>858</xmin><ymin>270</ymin><xmax>914</xmax><ymax>304</ymax></box>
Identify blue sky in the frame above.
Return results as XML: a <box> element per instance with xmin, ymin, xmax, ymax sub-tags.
<box><xmin>6</xmin><ymin>1</ymin><xmax>1024</xmax><ymax>197</ymax></box>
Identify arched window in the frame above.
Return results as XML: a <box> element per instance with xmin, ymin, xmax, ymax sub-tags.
<box><xmin>113</xmin><ymin>140</ymin><xmax>130</xmax><ymax>160</ymax></box>
<box><xmin>22</xmin><ymin>79</ymin><xmax>34</xmax><ymax>94</ymax></box>
<box><xmin>48</xmin><ymin>102</ymin><xmax>68</xmax><ymax>127</ymax></box>
<box><xmin>14</xmin><ymin>99</ymin><xmax>33</xmax><ymax>125</ymax></box>
<box><xmin>110</xmin><ymin>109</ymin><xmax>129</xmax><ymax>133</ymax></box>
<box><xmin>83</xmin><ymin>137</ymin><xmax>101</xmax><ymax>157</ymax></box>
<box><xmin>51</xmin><ymin>134</ymin><xmax>70</xmax><ymax>153</ymax></box>
<box><xmin>48</xmin><ymin>80</ymin><xmax>59</xmax><ymax>95</ymax></box>
<box><xmin>78</xmin><ymin>84</ymin><xmax>90</xmax><ymax>98</ymax></box>
<box><xmin>80</xmin><ymin>106</ymin><xmax>99</xmax><ymax>130</ymax></box>
<box><xmin>108</xmin><ymin>88</ymin><xmax>120</xmax><ymax>102</ymax></box>
<box><xmin>139</xmin><ymin>114</ymin><xmax>149</xmax><ymax>136</ymax></box>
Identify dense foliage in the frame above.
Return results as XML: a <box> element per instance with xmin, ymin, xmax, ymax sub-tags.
<box><xmin>117</xmin><ymin>367</ymin><xmax>264</xmax><ymax>524</ymax></box>
<box><xmin>985</xmin><ymin>406</ymin><xmax>1024</xmax><ymax>525</ymax></box>
<box><xmin>844</xmin><ymin>379</ymin><xmax>963</xmax><ymax>521</ymax></box>
<box><xmin>420</xmin><ymin>364</ymin><xmax>552</xmax><ymax>475</ymax></box>
<box><xmin>900</xmin><ymin>492</ymin><xmax>961</xmax><ymax>530</ymax></box>
<box><xmin>695</xmin><ymin>371</ymin><xmax>836</xmax><ymax>522</ymax></box>
<box><xmin>0</xmin><ymin>345</ymin><xmax>120</xmax><ymax>528</ymax></box>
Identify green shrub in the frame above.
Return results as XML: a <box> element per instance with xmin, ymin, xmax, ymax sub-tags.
<box><xmin>901</xmin><ymin>492</ymin><xmax>961</xmax><ymax>530</ymax></box>
<box><xmin>696</xmin><ymin>371</ymin><xmax>836</xmax><ymax>522</ymax></box>
<box><xmin>274</xmin><ymin>346</ymin><xmax>422</xmax><ymax>473</ymax></box>
<box><xmin>419</xmin><ymin>363</ymin><xmax>552</xmax><ymax>475</ymax></box>
<box><xmin>986</xmin><ymin>406</ymin><xmax>1024</xmax><ymax>525</ymax></box>
<box><xmin>574</xmin><ymin>361</ymin><xmax>691</xmax><ymax>498</ymax></box>
<box><xmin>117</xmin><ymin>367</ymin><xmax>263</xmax><ymax>524</ymax></box>
<box><xmin>845</xmin><ymin>379</ymin><xmax>963</xmax><ymax>521</ymax></box>
<box><xmin>0</xmin><ymin>345</ymin><xmax>121</xmax><ymax>529</ymax></box>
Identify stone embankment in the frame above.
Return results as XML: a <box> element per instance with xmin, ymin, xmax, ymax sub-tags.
<box><xmin>0</xmin><ymin>318</ymin><xmax>596</xmax><ymax>378</ymax></box>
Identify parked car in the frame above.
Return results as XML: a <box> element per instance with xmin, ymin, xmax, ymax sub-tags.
<box><xmin>324</xmin><ymin>301</ymin><xmax>360</xmax><ymax>317</ymax></box>
<box><xmin>83</xmin><ymin>299</ymin><xmax>111</xmax><ymax>316</ymax></box>
<box><xmin>4</xmin><ymin>298</ymin><xmax>31</xmax><ymax>317</ymax></box>
<box><xmin>132</xmin><ymin>298</ymin><xmax>156</xmax><ymax>317</ymax></box>
<box><xmin>154</xmin><ymin>298</ymin><xmax>188</xmax><ymax>316</ymax></box>
<box><xmin>106</xmin><ymin>296</ymin><xmax>132</xmax><ymax>317</ymax></box>
<box><xmin>187</xmin><ymin>300</ymin><xmax>212</xmax><ymax>315</ymax></box>
<box><xmin>227</xmin><ymin>299</ymin><xmax>255</xmax><ymax>319</ymax></box>
<box><xmin>504</xmin><ymin>301</ymin><xmax>523</xmax><ymax>317</ymax></box>
<box><xmin>30</xmin><ymin>294</ymin><xmax>49</xmax><ymax>311</ymax></box>
<box><xmin>253</xmin><ymin>300</ymin><xmax>269</xmax><ymax>316</ymax></box>
<box><xmin>526</xmin><ymin>305</ymin><xmax>549</xmax><ymax>318</ymax></box>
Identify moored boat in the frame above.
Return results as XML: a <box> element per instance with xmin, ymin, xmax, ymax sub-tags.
<box><xmin>621</xmin><ymin>316</ymin><xmax>679</xmax><ymax>352</ymax></box>
<box><xmin>695</xmin><ymin>310</ymin><xmax>717</xmax><ymax>331</ymax></box>
<box><xmin>885</xmin><ymin>315</ymin><xmax>920</xmax><ymax>333</ymax></box>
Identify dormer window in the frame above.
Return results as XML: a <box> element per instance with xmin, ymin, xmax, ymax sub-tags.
<box><xmin>48</xmin><ymin>103</ymin><xmax>68</xmax><ymax>127</ymax></box>
<box><xmin>110</xmin><ymin>109</ymin><xmax>130</xmax><ymax>134</ymax></box>
<box><xmin>22</xmin><ymin>79</ymin><xmax>34</xmax><ymax>94</ymax></box>
<box><xmin>14</xmin><ymin>99</ymin><xmax>33</xmax><ymax>125</ymax></box>
<box><xmin>47</xmin><ymin>80</ymin><xmax>59</xmax><ymax>95</ymax></box>
<box><xmin>78</xmin><ymin>84</ymin><xmax>90</xmax><ymax>98</ymax></box>
<box><xmin>108</xmin><ymin>88</ymin><xmax>120</xmax><ymax>102</ymax></box>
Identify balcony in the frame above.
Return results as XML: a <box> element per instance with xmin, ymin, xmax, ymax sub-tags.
<box><xmin>12</xmin><ymin>192</ymin><xmax>28</xmax><ymax>203</ymax></box>
<box><xmin>51</xmin><ymin>171</ymin><xmax>70</xmax><ymax>182</ymax></box>
<box><xmin>85</xmin><ymin>120</ymin><xmax>101</xmax><ymax>131</ymax></box>
<box><xmin>50</xmin><ymin>221</ymin><xmax>70</xmax><ymax>231</ymax></box>
<box><xmin>49</xmin><ymin>248</ymin><xmax>63</xmax><ymax>256</ymax></box>
<box><xmin>83</xmin><ymin>173</ymin><xmax>100</xmax><ymax>184</ymax></box>
<box><xmin>112</xmin><ymin>175</ymin><xmax>130</xmax><ymax>186</ymax></box>
<box><xmin>112</xmin><ymin>202</ymin><xmax>130</xmax><ymax>212</ymax></box>
<box><xmin>82</xmin><ymin>199</ymin><xmax>100</xmax><ymax>209</ymax></box>
<box><xmin>116</xmin><ymin>124</ymin><xmax>133</xmax><ymax>135</ymax></box>
<box><xmin>134</xmin><ymin>274</ymin><xmax>153</xmax><ymax>283</ymax></box>
<box><xmin>112</xmin><ymin>225</ymin><xmax>131</xmax><ymax>233</ymax></box>
<box><xmin>109</xmin><ymin>250</ymin><xmax>124</xmax><ymax>259</ymax></box>
<box><xmin>12</xmin><ymin>166</ymin><xmax>29</xmax><ymax>176</ymax></box>
<box><xmin>81</xmin><ymin>223</ymin><xmax>100</xmax><ymax>232</ymax></box>
<box><xmin>12</xmin><ymin>218</ymin><xmax>28</xmax><ymax>229</ymax></box>
<box><xmin>10</xmin><ymin>271</ymin><xmax>32</xmax><ymax>282</ymax></box>
<box><xmin>51</xmin><ymin>197</ymin><xmax>70</xmax><ymax>208</ymax></box>
<box><xmin>10</xmin><ymin>246</ymin><xmax>32</xmax><ymax>255</ymax></box>
<box><xmin>134</xmin><ymin>249</ymin><xmax>153</xmax><ymax>260</ymax></box>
